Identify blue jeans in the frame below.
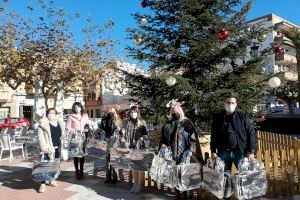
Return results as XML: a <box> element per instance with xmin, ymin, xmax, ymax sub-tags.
<box><xmin>219</xmin><ymin>149</ymin><xmax>244</xmax><ymax>172</ymax></box>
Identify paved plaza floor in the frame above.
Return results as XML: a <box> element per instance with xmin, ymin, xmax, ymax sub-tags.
<box><xmin>0</xmin><ymin>144</ymin><xmax>174</xmax><ymax>200</ymax></box>
<box><xmin>0</xmin><ymin>142</ymin><xmax>295</xmax><ymax>200</ymax></box>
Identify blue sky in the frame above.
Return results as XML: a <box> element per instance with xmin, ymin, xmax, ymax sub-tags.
<box><xmin>5</xmin><ymin>0</ymin><xmax>300</xmax><ymax>65</ymax></box>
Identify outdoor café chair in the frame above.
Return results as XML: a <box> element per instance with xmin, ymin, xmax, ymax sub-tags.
<box><xmin>0</xmin><ymin>134</ymin><xmax>25</xmax><ymax>161</ymax></box>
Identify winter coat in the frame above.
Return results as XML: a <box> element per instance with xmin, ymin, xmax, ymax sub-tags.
<box><xmin>38</xmin><ymin>117</ymin><xmax>65</xmax><ymax>153</ymax></box>
<box><xmin>66</xmin><ymin>113</ymin><xmax>89</xmax><ymax>135</ymax></box>
<box><xmin>100</xmin><ymin>115</ymin><xmax>121</xmax><ymax>138</ymax></box>
<box><xmin>160</xmin><ymin>118</ymin><xmax>203</xmax><ymax>163</ymax></box>
<box><xmin>210</xmin><ymin>110</ymin><xmax>257</xmax><ymax>154</ymax></box>
<box><xmin>121</xmin><ymin>118</ymin><xmax>148</xmax><ymax>148</ymax></box>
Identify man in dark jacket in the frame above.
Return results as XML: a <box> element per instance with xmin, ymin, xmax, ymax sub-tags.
<box><xmin>210</xmin><ymin>95</ymin><xmax>257</xmax><ymax>172</ymax></box>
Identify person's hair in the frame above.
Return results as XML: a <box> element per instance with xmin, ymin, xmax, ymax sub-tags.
<box><xmin>169</xmin><ymin>104</ymin><xmax>186</xmax><ymax>122</ymax></box>
<box><xmin>108</xmin><ymin>107</ymin><xmax>121</xmax><ymax>126</ymax></box>
<box><xmin>225</xmin><ymin>94</ymin><xmax>238</xmax><ymax>101</ymax></box>
<box><xmin>72</xmin><ymin>102</ymin><xmax>84</xmax><ymax>115</ymax></box>
<box><xmin>46</xmin><ymin>108</ymin><xmax>57</xmax><ymax>116</ymax></box>
<box><xmin>128</xmin><ymin>106</ymin><xmax>143</xmax><ymax>121</ymax></box>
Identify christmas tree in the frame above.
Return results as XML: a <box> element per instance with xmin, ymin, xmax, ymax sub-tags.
<box><xmin>125</xmin><ymin>0</ymin><xmax>272</xmax><ymax>130</ymax></box>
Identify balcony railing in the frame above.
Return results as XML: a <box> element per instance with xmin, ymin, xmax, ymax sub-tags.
<box><xmin>275</xmin><ymin>52</ymin><xmax>297</xmax><ymax>63</ymax></box>
<box><xmin>274</xmin><ymin>35</ymin><xmax>294</xmax><ymax>47</ymax></box>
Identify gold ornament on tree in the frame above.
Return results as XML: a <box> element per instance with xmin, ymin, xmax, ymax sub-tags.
<box><xmin>133</xmin><ymin>38</ymin><xmax>142</xmax><ymax>46</ymax></box>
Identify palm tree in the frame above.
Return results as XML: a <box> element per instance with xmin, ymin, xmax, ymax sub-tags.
<box><xmin>282</xmin><ymin>28</ymin><xmax>300</xmax><ymax>103</ymax></box>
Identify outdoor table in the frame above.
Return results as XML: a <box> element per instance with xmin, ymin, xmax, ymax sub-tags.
<box><xmin>14</xmin><ymin>135</ymin><xmax>38</xmax><ymax>157</ymax></box>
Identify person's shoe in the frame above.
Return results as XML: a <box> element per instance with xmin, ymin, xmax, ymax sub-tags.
<box><xmin>49</xmin><ymin>181</ymin><xmax>58</xmax><ymax>187</ymax></box>
<box><xmin>80</xmin><ymin>172</ymin><xmax>85</xmax><ymax>180</ymax></box>
<box><xmin>39</xmin><ymin>183</ymin><xmax>46</xmax><ymax>193</ymax></box>
<box><xmin>75</xmin><ymin>170</ymin><xmax>81</xmax><ymax>180</ymax></box>
<box><xmin>104</xmin><ymin>179</ymin><xmax>112</xmax><ymax>183</ymax></box>
<box><xmin>111</xmin><ymin>179</ymin><xmax>117</xmax><ymax>184</ymax></box>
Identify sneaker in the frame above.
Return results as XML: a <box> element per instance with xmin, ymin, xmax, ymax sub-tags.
<box><xmin>49</xmin><ymin>181</ymin><xmax>58</xmax><ymax>187</ymax></box>
<box><xmin>39</xmin><ymin>183</ymin><xmax>46</xmax><ymax>193</ymax></box>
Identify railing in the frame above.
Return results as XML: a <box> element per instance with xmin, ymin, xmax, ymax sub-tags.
<box><xmin>256</xmin><ymin>131</ymin><xmax>300</xmax><ymax>197</ymax></box>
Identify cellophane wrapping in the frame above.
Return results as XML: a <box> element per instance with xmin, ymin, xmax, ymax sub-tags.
<box><xmin>130</xmin><ymin>148</ymin><xmax>155</xmax><ymax>171</ymax></box>
<box><xmin>32</xmin><ymin>153</ymin><xmax>60</xmax><ymax>181</ymax></box>
<box><xmin>150</xmin><ymin>154</ymin><xmax>177</xmax><ymax>189</ymax></box>
<box><xmin>235</xmin><ymin>158</ymin><xmax>268</xmax><ymax>200</ymax></box>
<box><xmin>202</xmin><ymin>157</ymin><xmax>226</xmax><ymax>199</ymax></box>
<box><xmin>176</xmin><ymin>162</ymin><xmax>202</xmax><ymax>191</ymax></box>
<box><xmin>69</xmin><ymin>131</ymin><xmax>86</xmax><ymax>158</ymax></box>
<box><xmin>110</xmin><ymin>148</ymin><xmax>132</xmax><ymax>170</ymax></box>
<box><xmin>110</xmin><ymin>148</ymin><xmax>155</xmax><ymax>171</ymax></box>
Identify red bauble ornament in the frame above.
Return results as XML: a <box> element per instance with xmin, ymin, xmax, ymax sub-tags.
<box><xmin>218</xmin><ymin>29</ymin><xmax>229</xmax><ymax>41</ymax></box>
<box><xmin>274</xmin><ymin>46</ymin><xmax>284</xmax><ymax>55</ymax></box>
<box><xmin>141</xmin><ymin>0</ymin><xmax>147</xmax><ymax>8</ymax></box>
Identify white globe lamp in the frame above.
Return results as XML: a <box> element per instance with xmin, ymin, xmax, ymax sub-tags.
<box><xmin>166</xmin><ymin>76</ymin><xmax>176</xmax><ymax>86</ymax></box>
<box><xmin>140</xmin><ymin>18</ymin><xmax>148</xmax><ymax>26</ymax></box>
<box><xmin>268</xmin><ymin>77</ymin><xmax>281</xmax><ymax>88</ymax></box>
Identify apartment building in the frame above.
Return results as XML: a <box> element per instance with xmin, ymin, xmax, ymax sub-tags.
<box><xmin>0</xmin><ymin>82</ymin><xmax>84</xmax><ymax>123</ymax></box>
<box><xmin>248</xmin><ymin>13</ymin><xmax>298</xmax><ymax>79</ymax></box>
<box><xmin>85</xmin><ymin>61</ymin><xmax>144</xmax><ymax>118</ymax></box>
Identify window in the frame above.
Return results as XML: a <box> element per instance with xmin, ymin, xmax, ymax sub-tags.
<box><xmin>96</xmin><ymin>109</ymin><xmax>101</xmax><ymax>118</ymax></box>
<box><xmin>0</xmin><ymin>107</ymin><xmax>10</xmax><ymax>119</ymax></box>
<box><xmin>86</xmin><ymin>110</ymin><xmax>89</xmax><ymax>117</ymax></box>
<box><xmin>250</xmin><ymin>45</ymin><xmax>259</xmax><ymax>58</ymax></box>
<box><xmin>88</xmin><ymin>93</ymin><xmax>92</xmax><ymax>100</ymax></box>
<box><xmin>92</xmin><ymin>93</ymin><xmax>96</xmax><ymax>100</ymax></box>
<box><xmin>91</xmin><ymin>109</ymin><xmax>94</xmax><ymax>118</ymax></box>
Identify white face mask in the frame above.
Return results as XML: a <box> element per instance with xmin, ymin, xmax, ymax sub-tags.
<box><xmin>74</xmin><ymin>106</ymin><xmax>81</xmax><ymax>113</ymax></box>
<box><xmin>48</xmin><ymin>114</ymin><xmax>56</xmax><ymax>121</ymax></box>
<box><xmin>225</xmin><ymin>104</ymin><xmax>237</xmax><ymax>113</ymax></box>
<box><xmin>130</xmin><ymin>112</ymin><xmax>138</xmax><ymax>119</ymax></box>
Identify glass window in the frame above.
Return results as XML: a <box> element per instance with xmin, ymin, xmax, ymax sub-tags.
<box><xmin>92</xmin><ymin>93</ymin><xmax>96</xmax><ymax>100</ymax></box>
<box><xmin>250</xmin><ymin>45</ymin><xmax>259</xmax><ymax>58</ymax></box>
<box><xmin>96</xmin><ymin>109</ymin><xmax>101</xmax><ymax>118</ymax></box>
<box><xmin>91</xmin><ymin>109</ymin><xmax>94</xmax><ymax>118</ymax></box>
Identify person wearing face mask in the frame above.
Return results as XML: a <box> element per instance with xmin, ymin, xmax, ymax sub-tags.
<box><xmin>120</xmin><ymin>106</ymin><xmax>148</xmax><ymax>193</ymax></box>
<box><xmin>100</xmin><ymin>107</ymin><xmax>122</xmax><ymax>184</ymax></box>
<box><xmin>210</xmin><ymin>94</ymin><xmax>257</xmax><ymax>173</ymax></box>
<box><xmin>66</xmin><ymin>102</ymin><xmax>90</xmax><ymax>180</ymax></box>
<box><xmin>160</xmin><ymin>103</ymin><xmax>203</xmax><ymax>164</ymax></box>
<box><xmin>37</xmin><ymin>108</ymin><xmax>65</xmax><ymax>193</ymax></box>
<box><xmin>160</xmin><ymin>102</ymin><xmax>203</xmax><ymax>200</ymax></box>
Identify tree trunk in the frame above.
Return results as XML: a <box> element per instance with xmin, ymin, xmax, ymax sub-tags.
<box><xmin>44</xmin><ymin>96</ymin><xmax>49</xmax><ymax>111</ymax></box>
<box><xmin>54</xmin><ymin>82</ymin><xmax>65</xmax><ymax>120</ymax></box>
<box><xmin>33</xmin><ymin>80</ymin><xmax>46</xmax><ymax>124</ymax></box>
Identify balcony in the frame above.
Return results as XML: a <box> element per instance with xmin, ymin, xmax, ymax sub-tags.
<box><xmin>274</xmin><ymin>35</ymin><xmax>294</xmax><ymax>47</ymax></box>
<box><xmin>284</xmin><ymin>71</ymin><xmax>298</xmax><ymax>81</ymax></box>
<box><xmin>275</xmin><ymin>51</ymin><xmax>297</xmax><ymax>64</ymax></box>
<box><xmin>274</xmin><ymin>21</ymin><xmax>298</xmax><ymax>37</ymax></box>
